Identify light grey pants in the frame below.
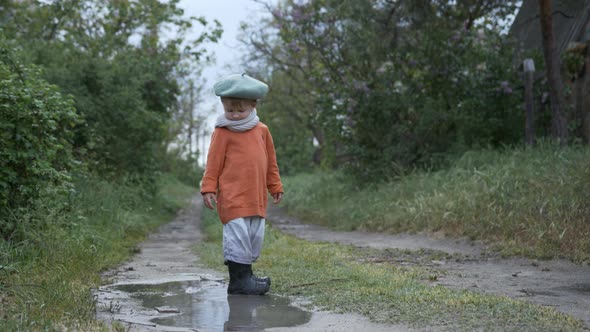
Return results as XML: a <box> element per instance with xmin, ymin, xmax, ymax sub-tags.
<box><xmin>223</xmin><ymin>216</ymin><xmax>265</xmax><ymax>264</ymax></box>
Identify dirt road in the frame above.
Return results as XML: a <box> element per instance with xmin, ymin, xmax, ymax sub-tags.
<box><xmin>94</xmin><ymin>198</ymin><xmax>589</xmax><ymax>331</ymax></box>
<box><xmin>266</xmin><ymin>205</ymin><xmax>590</xmax><ymax>328</ymax></box>
<box><xmin>94</xmin><ymin>198</ymin><xmax>421</xmax><ymax>331</ymax></box>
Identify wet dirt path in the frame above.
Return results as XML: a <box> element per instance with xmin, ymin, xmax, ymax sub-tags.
<box><xmin>94</xmin><ymin>198</ymin><xmax>420</xmax><ymax>332</ymax></box>
<box><xmin>266</xmin><ymin>205</ymin><xmax>590</xmax><ymax>328</ymax></box>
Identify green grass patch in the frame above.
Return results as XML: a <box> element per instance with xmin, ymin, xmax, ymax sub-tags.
<box><xmin>281</xmin><ymin>143</ymin><xmax>590</xmax><ymax>263</ymax></box>
<box><xmin>0</xmin><ymin>173</ymin><xmax>196</xmax><ymax>331</ymax></box>
<box><xmin>196</xmin><ymin>207</ymin><xmax>584</xmax><ymax>331</ymax></box>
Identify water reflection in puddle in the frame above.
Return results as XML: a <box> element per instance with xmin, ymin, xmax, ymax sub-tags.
<box><xmin>114</xmin><ymin>280</ymin><xmax>311</xmax><ymax>331</ymax></box>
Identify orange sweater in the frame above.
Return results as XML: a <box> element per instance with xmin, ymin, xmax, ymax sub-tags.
<box><xmin>200</xmin><ymin>123</ymin><xmax>283</xmax><ymax>224</ymax></box>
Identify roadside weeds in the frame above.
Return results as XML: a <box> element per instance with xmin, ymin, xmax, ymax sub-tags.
<box><xmin>196</xmin><ymin>207</ymin><xmax>585</xmax><ymax>332</ymax></box>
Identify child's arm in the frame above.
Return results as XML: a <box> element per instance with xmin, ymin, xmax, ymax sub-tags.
<box><xmin>202</xmin><ymin>192</ymin><xmax>217</xmax><ymax>209</ymax></box>
<box><xmin>200</xmin><ymin>129</ymin><xmax>226</xmax><ymax>208</ymax></box>
<box><xmin>264</xmin><ymin>128</ymin><xmax>283</xmax><ymax>202</ymax></box>
<box><xmin>272</xmin><ymin>192</ymin><xmax>282</xmax><ymax>204</ymax></box>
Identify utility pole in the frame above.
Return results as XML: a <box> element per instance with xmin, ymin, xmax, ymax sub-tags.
<box><xmin>523</xmin><ymin>59</ymin><xmax>536</xmax><ymax>146</ymax></box>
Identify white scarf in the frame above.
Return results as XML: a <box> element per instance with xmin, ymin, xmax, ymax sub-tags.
<box><xmin>215</xmin><ymin>109</ymin><xmax>260</xmax><ymax>132</ymax></box>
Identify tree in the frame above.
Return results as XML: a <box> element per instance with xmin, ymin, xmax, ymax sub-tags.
<box><xmin>175</xmin><ymin>78</ymin><xmax>210</xmax><ymax>162</ymax></box>
<box><xmin>0</xmin><ymin>38</ymin><xmax>79</xmax><ymax>237</ymax></box>
<box><xmin>0</xmin><ymin>0</ymin><xmax>222</xmax><ymax>177</ymax></box>
<box><xmin>242</xmin><ymin>0</ymin><xmax>523</xmax><ymax>181</ymax></box>
<box><xmin>537</xmin><ymin>0</ymin><xmax>568</xmax><ymax>143</ymax></box>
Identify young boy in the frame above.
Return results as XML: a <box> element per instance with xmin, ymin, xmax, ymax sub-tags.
<box><xmin>201</xmin><ymin>73</ymin><xmax>283</xmax><ymax>295</ymax></box>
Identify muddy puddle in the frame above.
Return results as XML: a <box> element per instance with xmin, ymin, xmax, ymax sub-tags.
<box><xmin>98</xmin><ymin>279</ymin><xmax>311</xmax><ymax>331</ymax></box>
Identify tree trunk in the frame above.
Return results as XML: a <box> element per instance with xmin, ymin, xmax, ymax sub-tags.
<box><xmin>188</xmin><ymin>82</ymin><xmax>194</xmax><ymax>159</ymax></box>
<box><xmin>538</xmin><ymin>0</ymin><xmax>568</xmax><ymax>143</ymax></box>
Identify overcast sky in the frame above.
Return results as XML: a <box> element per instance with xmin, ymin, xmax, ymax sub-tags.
<box><xmin>178</xmin><ymin>0</ymin><xmax>271</xmax><ymax>112</ymax></box>
<box><xmin>176</xmin><ymin>1</ymin><xmax>276</xmax><ymax>164</ymax></box>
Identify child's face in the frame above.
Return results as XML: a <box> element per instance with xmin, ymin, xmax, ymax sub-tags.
<box><xmin>222</xmin><ymin>100</ymin><xmax>255</xmax><ymax>121</ymax></box>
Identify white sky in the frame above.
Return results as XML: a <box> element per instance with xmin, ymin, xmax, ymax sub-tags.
<box><xmin>177</xmin><ymin>0</ymin><xmax>275</xmax><ymax>165</ymax></box>
<box><xmin>178</xmin><ymin>0</ymin><xmax>272</xmax><ymax>111</ymax></box>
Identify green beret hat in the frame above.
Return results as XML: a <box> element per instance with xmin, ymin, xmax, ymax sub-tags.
<box><xmin>214</xmin><ymin>73</ymin><xmax>269</xmax><ymax>100</ymax></box>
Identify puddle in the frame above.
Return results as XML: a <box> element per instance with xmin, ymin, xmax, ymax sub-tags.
<box><xmin>111</xmin><ymin>280</ymin><xmax>311</xmax><ymax>331</ymax></box>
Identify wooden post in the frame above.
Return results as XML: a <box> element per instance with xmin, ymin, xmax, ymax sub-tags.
<box><xmin>523</xmin><ymin>58</ymin><xmax>536</xmax><ymax>146</ymax></box>
<box><xmin>583</xmin><ymin>43</ymin><xmax>590</xmax><ymax>144</ymax></box>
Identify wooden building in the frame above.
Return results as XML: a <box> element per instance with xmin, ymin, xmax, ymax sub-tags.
<box><xmin>510</xmin><ymin>0</ymin><xmax>590</xmax><ymax>143</ymax></box>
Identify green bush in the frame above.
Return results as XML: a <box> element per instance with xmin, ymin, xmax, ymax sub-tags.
<box><xmin>0</xmin><ymin>38</ymin><xmax>80</xmax><ymax>239</ymax></box>
<box><xmin>347</xmin><ymin>27</ymin><xmax>523</xmax><ymax>182</ymax></box>
<box><xmin>159</xmin><ymin>148</ymin><xmax>203</xmax><ymax>188</ymax></box>
<box><xmin>36</xmin><ymin>46</ymin><xmax>172</xmax><ymax>178</ymax></box>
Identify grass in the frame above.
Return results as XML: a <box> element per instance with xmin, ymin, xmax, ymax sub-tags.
<box><xmin>0</xmin><ymin>173</ymin><xmax>196</xmax><ymax>331</ymax></box>
<box><xmin>196</xmin><ymin>207</ymin><xmax>585</xmax><ymax>331</ymax></box>
<box><xmin>281</xmin><ymin>143</ymin><xmax>590</xmax><ymax>263</ymax></box>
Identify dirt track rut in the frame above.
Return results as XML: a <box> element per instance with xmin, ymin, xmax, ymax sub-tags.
<box><xmin>266</xmin><ymin>205</ymin><xmax>590</xmax><ymax>328</ymax></box>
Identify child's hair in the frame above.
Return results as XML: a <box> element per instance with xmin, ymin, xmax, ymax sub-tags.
<box><xmin>221</xmin><ymin>97</ymin><xmax>257</xmax><ymax>109</ymax></box>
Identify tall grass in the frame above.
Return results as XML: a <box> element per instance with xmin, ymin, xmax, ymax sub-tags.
<box><xmin>282</xmin><ymin>143</ymin><xmax>590</xmax><ymax>262</ymax></box>
<box><xmin>0</xmin><ymin>173</ymin><xmax>195</xmax><ymax>330</ymax></box>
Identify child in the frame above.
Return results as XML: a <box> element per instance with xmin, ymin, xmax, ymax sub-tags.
<box><xmin>201</xmin><ymin>73</ymin><xmax>283</xmax><ymax>295</ymax></box>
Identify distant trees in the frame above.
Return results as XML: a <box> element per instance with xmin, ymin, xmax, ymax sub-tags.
<box><xmin>0</xmin><ymin>0</ymin><xmax>221</xmax><ymax>178</ymax></box>
<box><xmin>243</xmin><ymin>0</ymin><xmax>522</xmax><ymax>181</ymax></box>
<box><xmin>0</xmin><ymin>0</ymin><xmax>221</xmax><ymax>235</ymax></box>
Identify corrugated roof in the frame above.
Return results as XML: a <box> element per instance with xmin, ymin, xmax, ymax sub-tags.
<box><xmin>510</xmin><ymin>0</ymin><xmax>590</xmax><ymax>54</ymax></box>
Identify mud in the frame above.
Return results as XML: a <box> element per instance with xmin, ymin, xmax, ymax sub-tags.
<box><xmin>267</xmin><ymin>205</ymin><xmax>590</xmax><ymax>328</ymax></box>
<box><xmin>94</xmin><ymin>198</ymin><xmax>419</xmax><ymax>332</ymax></box>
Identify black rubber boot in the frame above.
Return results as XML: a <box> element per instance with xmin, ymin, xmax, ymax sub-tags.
<box><xmin>248</xmin><ymin>265</ymin><xmax>271</xmax><ymax>286</ymax></box>
<box><xmin>227</xmin><ymin>261</ymin><xmax>269</xmax><ymax>295</ymax></box>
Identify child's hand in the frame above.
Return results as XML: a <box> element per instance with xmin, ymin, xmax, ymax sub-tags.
<box><xmin>202</xmin><ymin>193</ymin><xmax>217</xmax><ymax>210</ymax></box>
<box><xmin>272</xmin><ymin>192</ymin><xmax>283</xmax><ymax>204</ymax></box>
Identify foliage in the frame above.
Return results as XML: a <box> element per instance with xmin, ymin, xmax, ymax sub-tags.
<box><xmin>0</xmin><ymin>37</ymin><xmax>80</xmax><ymax>238</ymax></box>
<box><xmin>0</xmin><ymin>0</ymin><xmax>222</xmax><ymax>179</ymax></box>
<box><xmin>0</xmin><ymin>2</ymin><xmax>217</xmax><ymax>325</ymax></box>
<box><xmin>0</xmin><ymin>0</ymin><xmax>219</xmax><ymax>237</ymax></box>
<box><xmin>0</xmin><ymin>0</ymin><xmax>214</xmax><ymax>329</ymax></box>
<box><xmin>257</xmin><ymin>71</ymin><xmax>317</xmax><ymax>175</ymax></box>
<box><xmin>39</xmin><ymin>46</ymin><xmax>173</xmax><ymax>176</ymax></box>
<box><xmin>159</xmin><ymin>148</ymin><xmax>203</xmax><ymax>187</ymax></box>
<box><xmin>171</xmin><ymin>77</ymin><xmax>212</xmax><ymax>167</ymax></box>
<box><xmin>347</xmin><ymin>26</ymin><xmax>523</xmax><ymax>181</ymax></box>
<box><xmin>243</xmin><ymin>0</ymin><xmax>525</xmax><ymax>181</ymax></box>
<box><xmin>281</xmin><ymin>143</ymin><xmax>590</xmax><ymax>263</ymax></box>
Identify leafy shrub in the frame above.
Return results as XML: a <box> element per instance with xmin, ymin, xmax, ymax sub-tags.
<box><xmin>0</xmin><ymin>38</ymin><xmax>80</xmax><ymax>238</ymax></box>
<box><xmin>346</xmin><ymin>27</ymin><xmax>523</xmax><ymax>183</ymax></box>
